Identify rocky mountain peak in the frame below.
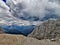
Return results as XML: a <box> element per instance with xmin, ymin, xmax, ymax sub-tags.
<box><xmin>28</xmin><ymin>19</ymin><xmax>60</xmax><ymax>40</ymax></box>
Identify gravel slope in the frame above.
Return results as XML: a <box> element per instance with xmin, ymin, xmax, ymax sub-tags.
<box><xmin>0</xmin><ymin>34</ymin><xmax>60</xmax><ymax>45</ymax></box>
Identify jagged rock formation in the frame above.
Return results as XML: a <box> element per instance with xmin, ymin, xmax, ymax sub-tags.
<box><xmin>0</xmin><ymin>34</ymin><xmax>60</xmax><ymax>45</ymax></box>
<box><xmin>28</xmin><ymin>19</ymin><xmax>60</xmax><ymax>40</ymax></box>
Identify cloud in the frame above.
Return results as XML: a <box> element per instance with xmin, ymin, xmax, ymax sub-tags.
<box><xmin>0</xmin><ymin>0</ymin><xmax>9</xmax><ymax>10</ymax></box>
<box><xmin>6</xmin><ymin>0</ymin><xmax>60</xmax><ymax>20</ymax></box>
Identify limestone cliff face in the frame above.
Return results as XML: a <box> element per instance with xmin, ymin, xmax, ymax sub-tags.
<box><xmin>28</xmin><ymin>19</ymin><xmax>60</xmax><ymax>40</ymax></box>
<box><xmin>0</xmin><ymin>34</ymin><xmax>60</xmax><ymax>45</ymax></box>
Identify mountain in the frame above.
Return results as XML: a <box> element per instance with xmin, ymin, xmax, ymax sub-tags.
<box><xmin>2</xmin><ymin>25</ymin><xmax>35</xmax><ymax>36</ymax></box>
<box><xmin>41</xmin><ymin>15</ymin><xmax>60</xmax><ymax>21</ymax></box>
<box><xmin>28</xmin><ymin>19</ymin><xmax>60</xmax><ymax>40</ymax></box>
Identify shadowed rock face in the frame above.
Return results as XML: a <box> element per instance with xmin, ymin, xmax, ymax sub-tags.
<box><xmin>0</xmin><ymin>34</ymin><xmax>60</xmax><ymax>45</ymax></box>
<box><xmin>28</xmin><ymin>19</ymin><xmax>60</xmax><ymax>40</ymax></box>
<box><xmin>0</xmin><ymin>28</ymin><xmax>5</xmax><ymax>34</ymax></box>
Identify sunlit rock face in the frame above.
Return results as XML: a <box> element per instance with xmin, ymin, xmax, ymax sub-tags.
<box><xmin>28</xmin><ymin>19</ymin><xmax>60</xmax><ymax>40</ymax></box>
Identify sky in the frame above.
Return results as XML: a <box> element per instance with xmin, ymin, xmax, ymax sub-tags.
<box><xmin>1</xmin><ymin>0</ymin><xmax>60</xmax><ymax>21</ymax></box>
<box><xmin>3</xmin><ymin>0</ymin><xmax>6</xmax><ymax>2</ymax></box>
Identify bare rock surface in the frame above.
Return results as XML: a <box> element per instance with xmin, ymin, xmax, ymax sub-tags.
<box><xmin>0</xmin><ymin>28</ymin><xmax>5</xmax><ymax>34</ymax></box>
<box><xmin>0</xmin><ymin>34</ymin><xmax>60</xmax><ymax>45</ymax></box>
<box><xmin>28</xmin><ymin>19</ymin><xmax>60</xmax><ymax>40</ymax></box>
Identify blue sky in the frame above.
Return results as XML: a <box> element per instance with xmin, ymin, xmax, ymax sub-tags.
<box><xmin>3</xmin><ymin>0</ymin><xmax>6</xmax><ymax>2</ymax></box>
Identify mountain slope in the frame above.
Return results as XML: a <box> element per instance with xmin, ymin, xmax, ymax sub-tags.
<box><xmin>28</xmin><ymin>19</ymin><xmax>60</xmax><ymax>40</ymax></box>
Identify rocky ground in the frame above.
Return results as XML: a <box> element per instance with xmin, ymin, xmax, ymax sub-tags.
<box><xmin>0</xmin><ymin>34</ymin><xmax>60</xmax><ymax>45</ymax></box>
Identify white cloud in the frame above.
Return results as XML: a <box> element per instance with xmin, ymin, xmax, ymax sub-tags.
<box><xmin>6</xmin><ymin>0</ymin><xmax>60</xmax><ymax>19</ymax></box>
<box><xmin>0</xmin><ymin>0</ymin><xmax>10</xmax><ymax>10</ymax></box>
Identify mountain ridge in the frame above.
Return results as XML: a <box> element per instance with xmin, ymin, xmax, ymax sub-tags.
<box><xmin>28</xmin><ymin>19</ymin><xmax>60</xmax><ymax>40</ymax></box>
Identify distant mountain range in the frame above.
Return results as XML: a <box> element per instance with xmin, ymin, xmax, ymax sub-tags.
<box><xmin>1</xmin><ymin>25</ymin><xmax>35</xmax><ymax>36</ymax></box>
<box><xmin>41</xmin><ymin>15</ymin><xmax>60</xmax><ymax>21</ymax></box>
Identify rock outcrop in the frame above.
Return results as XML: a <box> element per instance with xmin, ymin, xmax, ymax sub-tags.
<box><xmin>0</xmin><ymin>28</ymin><xmax>5</xmax><ymax>34</ymax></box>
<box><xmin>28</xmin><ymin>19</ymin><xmax>60</xmax><ymax>40</ymax></box>
<box><xmin>0</xmin><ymin>34</ymin><xmax>60</xmax><ymax>45</ymax></box>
